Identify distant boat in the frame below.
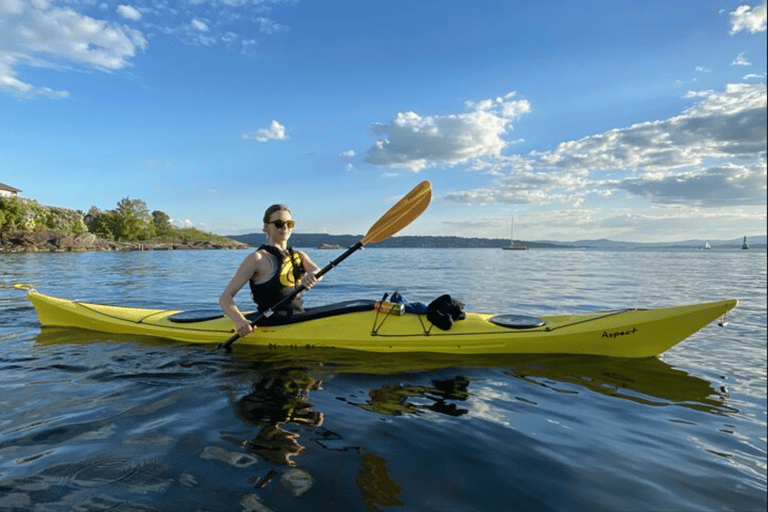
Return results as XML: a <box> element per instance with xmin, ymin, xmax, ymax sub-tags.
<box><xmin>703</xmin><ymin>242</ymin><xmax>711</xmax><ymax>250</ymax></box>
<box><xmin>502</xmin><ymin>218</ymin><xmax>528</xmax><ymax>251</ymax></box>
<box><xmin>742</xmin><ymin>236</ymin><xmax>749</xmax><ymax>250</ymax></box>
<box><xmin>318</xmin><ymin>243</ymin><xmax>342</xmax><ymax>250</ymax></box>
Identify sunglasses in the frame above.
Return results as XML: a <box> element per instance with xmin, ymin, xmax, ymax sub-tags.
<box><xmin>267</xmin><ymin>219</ymin><xmax>295</xmax><ymax>229</ymax></box>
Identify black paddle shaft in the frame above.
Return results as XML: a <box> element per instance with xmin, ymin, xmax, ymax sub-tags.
<box><xmin>218</xmin><ymin>241</ymin><xmax>364</xmax><ymax>350</ymax></box>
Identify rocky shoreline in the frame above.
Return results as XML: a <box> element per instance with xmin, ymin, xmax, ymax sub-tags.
<box><xmin>0</xmin><ymin>230</ymin><xmax>249</xmax><ymax>253</ymax></box>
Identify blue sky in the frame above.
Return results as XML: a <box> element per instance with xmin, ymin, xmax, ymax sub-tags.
<box><xmin>1</xmin><ymin>0</ymin><xmax>766</xmax><ymax>242</ymax></box>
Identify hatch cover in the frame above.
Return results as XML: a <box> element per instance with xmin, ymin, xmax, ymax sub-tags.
<box><xmin>489</xmin><ymin>314</ymin><xmax>546</xmax><ymax>329</ymax></box>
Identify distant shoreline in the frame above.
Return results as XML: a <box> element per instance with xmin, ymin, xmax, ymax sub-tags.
<box><xmin>230</xmin><ymin>233</ymin><xmax>767</xmax><ymax>251</ymax></box>
<box><xmin>0</xmin><ymin>230</ymin><xmax>247</xmax><ymax>253</ymax></box>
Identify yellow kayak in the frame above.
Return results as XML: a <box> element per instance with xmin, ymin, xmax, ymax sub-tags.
<box><xmin>18</xmin><ymin>285</ymin><xmax>736</xmax><ymax>357</ymax></box>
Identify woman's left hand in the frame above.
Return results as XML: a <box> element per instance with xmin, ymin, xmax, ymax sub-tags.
<box><xmin>300</xmin><ymin>272</ymin><xmax>319</xmax><ymax>290</ymax></box>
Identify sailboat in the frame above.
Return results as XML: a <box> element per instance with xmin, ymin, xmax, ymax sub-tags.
<box><xmin>502</xmin><ymin>218</ymin><xmax>528</xmax><ymax>250</ymax></box>
<box><xmin>742</xmin><ymin>236</ymin><xmax>749</xmax><ymax>250</ymax></box>
<box><xmin>703</xmin><ymin>241</ymin><xmax>711</xmax><ymax>250</ymax></box>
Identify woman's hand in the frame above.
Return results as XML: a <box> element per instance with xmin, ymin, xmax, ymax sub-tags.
<box><xmin>300</xmin><ymin>271</ymin><xmax>320</xmax><ymax>290</ymax></box>
<box><xmin>235</xmin><ymin>317</ymin><xmax>255</xmax><ymax>337</ymax></box>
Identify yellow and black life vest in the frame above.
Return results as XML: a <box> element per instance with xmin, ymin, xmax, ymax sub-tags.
<box><xmin>249</xmin><ymin>245</ymin><xmax>306</xmax><ymax>314</ymax></box>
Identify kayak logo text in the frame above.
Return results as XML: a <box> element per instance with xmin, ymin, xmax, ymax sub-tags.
<box><xmin>601</xmin><ymin>327</ymin><xmax>638</xmax><ymax>339</ymax></box>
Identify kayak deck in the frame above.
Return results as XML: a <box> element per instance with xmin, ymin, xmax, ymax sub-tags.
<box><xmin>20</xmin><ymin>286</ymin><xmax>737</xmax><ymax>357</ymax></box>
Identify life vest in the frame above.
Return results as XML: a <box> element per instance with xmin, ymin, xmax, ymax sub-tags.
<box><xmin>249</xmin><ymin>245</ymin><xmax>306</xmax><ymax>314</ymax></box>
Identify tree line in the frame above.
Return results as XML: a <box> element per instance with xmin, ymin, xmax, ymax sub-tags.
<box><xmin>1</xmin><ymin>196</ymin><xmax>232</xmax><ymax>244</ymax></box>
<box><xmin>86</xmin><ymin>197</ymin><xmax>173</xmax><ymax>241</ymax></box>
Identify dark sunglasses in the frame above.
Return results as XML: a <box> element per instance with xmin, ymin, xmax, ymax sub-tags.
<box><xmin>267</xmin><ymin>219</ymin><xmax>295</xmax><ymax>229</ymax></box>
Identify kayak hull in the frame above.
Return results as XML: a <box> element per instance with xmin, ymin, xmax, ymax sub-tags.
<box><xmin>21</xmin><ymin>288</ymin><xmax>737</xmax><ymax>357</ymax></box>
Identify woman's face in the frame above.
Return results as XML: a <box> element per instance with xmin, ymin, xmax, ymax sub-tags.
<box><xmin>264</xmin><ymin>210</ymin><xmax>295</xmax><ymax>245</ymax></box>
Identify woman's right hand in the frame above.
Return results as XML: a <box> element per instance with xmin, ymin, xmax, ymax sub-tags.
<box><xmin>235</xmin><ymin>318</ymin><xmax>255</xmax><ymax>337</ymax></box>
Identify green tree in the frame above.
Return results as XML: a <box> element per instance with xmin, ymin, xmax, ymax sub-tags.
<box><xmin>0</xmin><ymin>197</ymin><xmax>26</xmax><ymax>232</ymax></box>
<box><xmin>113</xmin><ymin>197</ymin><xmax>156</xmax><ymax>241</ymax></box>
<box><xmin>152</xmin><ymin>210</ymin><xmax>173</xmax><ymax>237</ymax></box>
<box><xmin>90</xmin><ymin>209</ymin><xmax>117</xmax><ymax>240</ymax></box>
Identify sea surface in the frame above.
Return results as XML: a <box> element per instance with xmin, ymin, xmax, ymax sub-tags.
<box><xmin>0</xmin><ymin>248</ymin><xmax>765</xmax><ymax>512</ymax></box>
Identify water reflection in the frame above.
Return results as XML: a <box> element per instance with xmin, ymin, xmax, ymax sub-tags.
<box><xmin>356</xmin><ymin>376</ymin><xmax>470</xmax><ymax>417</ymax></box>
<box><xmin>357</xmin><ymin>450</ymin><xmax>404</xmax><ymax>510</ymax></box>
<box><xmin>231</xmin><ymin>366</ymin><xmax>323</xmax><ymax>467</ymax></box>
<box><xmin>27</xmin><ymin>329</ymin><xmax>739</xmax><ymax>510</ymax></box>
<box><xmin>501</xmin><ymin>355</ymin><xmax>735</xmax><ymax>414</ymax></box>
<box><xmin>34</xmin><ymin>328</ymin><xmax>734</xmax><ymax>416</ymax></box>
<box><xmin>226</xmin><ymin>360</ymin><xmax>405</xmax><ymax>509</ymax></box>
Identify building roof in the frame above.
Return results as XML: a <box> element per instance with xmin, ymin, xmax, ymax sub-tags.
<box><xmin>0</xmin><ymin>182</ymin><xmax>21</xmax><ymax>193</ymax></box>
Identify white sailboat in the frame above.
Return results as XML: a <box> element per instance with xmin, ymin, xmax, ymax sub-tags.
<box><xmin>502</xmin><ymin>218</ymin><xmax>528</xmax><ymax>250</ymax></box>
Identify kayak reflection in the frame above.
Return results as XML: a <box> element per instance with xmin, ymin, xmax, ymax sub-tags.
<box><xmin>30</xmin><ymin>327</ymin><xmax>737</xmax><ymax>510</ymax></box>
<box><xmin>229</xmin><ymin>348</ymin><xmax>731</xmax><ymax>415</ymax></box>
<box><xmin>34</xmin><ymin>328</ymin><xmax>732</xmax><ymax>415</ymax></box>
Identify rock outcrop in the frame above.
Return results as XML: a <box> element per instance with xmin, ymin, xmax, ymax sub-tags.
<box><xmin>0</xmin><ymin>230</ymin><xmax>246</xmax><ymax>253</ymax></box>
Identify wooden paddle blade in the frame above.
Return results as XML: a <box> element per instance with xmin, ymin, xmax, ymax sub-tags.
<box><xmin>362</xmin><ymin>181</ymin><xmax>432</xmax><ymax>245</ymax></box>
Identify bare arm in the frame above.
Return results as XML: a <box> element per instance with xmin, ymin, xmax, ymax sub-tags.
<box><xmin>219</xmin><ymin>252</ymin><xmax>263</xmax><ymax>337</ymax></box>
<box><xmin>297</xmin><ymin>250</ymin><xmax>322</xmax><ymax>290</ymax></box>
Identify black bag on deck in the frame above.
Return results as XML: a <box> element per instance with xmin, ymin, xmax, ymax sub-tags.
<box><xmin>427</xmin><ymin>294</ymin><xmax>466</xmax><ymax>331</ymax></box>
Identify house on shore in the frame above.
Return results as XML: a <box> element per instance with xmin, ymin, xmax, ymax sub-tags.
<box><xmin>0</xmin><ymin>183</ymin><xmax>21</xmax><ymax>197</ymax></box>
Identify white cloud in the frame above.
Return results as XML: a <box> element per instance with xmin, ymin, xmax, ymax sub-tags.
<box><xmin>445</xmin><ymin>83</ymin><xmax>767</xmax><ymax>209</ymax></box>
<box><xmin>117</xmin><ymin>5</ymin><xmax>142</xmax><ymax>21</ymax></box>
<box><xmin>133</xmin><ymin>0</ymin><xmax>288</xmax><ymax>50</ymax></box>
<box><xmin>731</xmin><ymin>51</ymin><xmax>752</xmax><ymax>66</ymax></box>
<box><xmin>614</xmin><ymin>162</ymin><xmax>766</xmax><ymax>207</ymax></box>
<box><xmin>240</xmin><ymin>120</ymin><xmax>289</xmax><ymax>142</ymax></box>
<box><xmin>365</xmin><ymin>92</ymin><xmax>531</xmax><ymax>171</ymax></box>
<box><xmin>0</xmin><ymin>0</ymin><xmax>294</xmax><ymax>97</ymax></box>
<box><xmin>0</xmin><ymin>0</ymin><xmax>147</xmax><ymax>98</ymax></box>
<box><xmin>190</xmin><ymin>18</ymin><xmax>209</xmax><ymax>32</ymax></box>
<box><xmin>340</xmin><ymin>149</ymin><xmax>356</xmax><ymax>158</ymax></box>
<box><xmin>729</xmin><ymin>1</ymin><xmax>767</xmax><ymax>34</ymax></box>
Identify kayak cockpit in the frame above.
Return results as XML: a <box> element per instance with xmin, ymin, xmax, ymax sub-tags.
<box><xmin>167</xmin><ymin>300</ymin><xmax>377</xmax><ymax>326</ymax></box>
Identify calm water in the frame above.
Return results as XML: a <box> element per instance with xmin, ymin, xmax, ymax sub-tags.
<box><xmin>0</xmin><ymin>248</ymin><xmax>765</xmax><ymax>511</ymax></box>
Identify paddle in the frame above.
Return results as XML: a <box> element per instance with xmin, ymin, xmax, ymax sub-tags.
<box><xmin>218</xmin><ymin>180</ymin><xmax>432</xmax><ymax>350</ymax></box>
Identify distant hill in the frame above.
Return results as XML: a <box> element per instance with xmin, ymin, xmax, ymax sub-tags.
<box><xmin>229</xmin><ymin>233</ymin><xmax>568</xmax><ymax>249</ymax></box>
<box><xmin>563</xmin><ymin>236</ymin><xmax>766</xmax><ymax>250</ymax></box>
<box><xmin>229</xmin><ymin>233</ymin><xmax>765</xmax><ymax>250</ymax></box>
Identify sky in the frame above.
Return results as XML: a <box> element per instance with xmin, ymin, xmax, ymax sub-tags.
<box><xmin>1</xmin><ymin>0</ymin><xmax>766</xmax><ymax>243</ymax></box>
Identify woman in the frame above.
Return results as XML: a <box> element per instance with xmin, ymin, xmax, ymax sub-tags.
<box><xmin>219</xmin><ymin>204</ymin><xmax>321</xmax><ymax>337</ymax></box>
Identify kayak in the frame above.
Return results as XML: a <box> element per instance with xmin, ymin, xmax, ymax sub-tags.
<box><xmin>18</xmin><ymin>285</ymin><xmax>736</xmax><ymax>357</ymax></box>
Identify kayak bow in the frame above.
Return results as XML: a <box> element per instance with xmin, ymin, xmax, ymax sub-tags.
<box><xmin>18</xmin><ymin>285</ymin><xmax>737</xmax><ymax>358</ymax></box>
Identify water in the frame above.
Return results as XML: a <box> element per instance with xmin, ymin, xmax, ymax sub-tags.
<box><xmin>1</xmin><ymin>248</ymin><xmax>765</xmax><ymax>511</ymax></box>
